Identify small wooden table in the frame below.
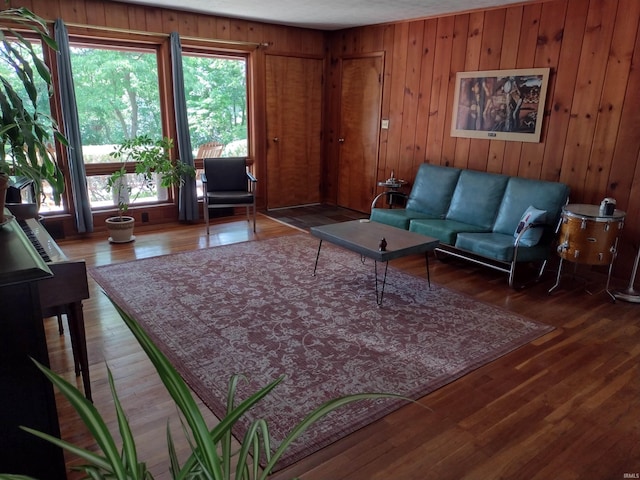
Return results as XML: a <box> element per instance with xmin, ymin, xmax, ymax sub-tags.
<box><xmin>310</xmin><ymin>220</ymin><xmax>439</xmax><ymax>306</ymax></box>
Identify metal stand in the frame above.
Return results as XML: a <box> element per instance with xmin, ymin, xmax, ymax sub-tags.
<box><xmin>613</xmin><ymin>244</ymin><xmax>640</xmax><ymax>303</ymax></box>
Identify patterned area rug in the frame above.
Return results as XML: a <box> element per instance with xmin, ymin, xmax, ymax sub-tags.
<box><xmin>89</xmin><ymin>234</ymin><xmax>553</xmax><ymax>470</ymax></box>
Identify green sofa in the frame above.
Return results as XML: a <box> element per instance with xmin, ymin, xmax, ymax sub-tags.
<box><xmin>370</xmin><ymin>163</ymin><xmax>570</xmax><ymax>287</ymax></box>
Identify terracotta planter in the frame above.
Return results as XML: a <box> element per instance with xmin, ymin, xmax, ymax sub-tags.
<box><xmin>106</xmin><ymin>216</ymin><xmax>135</xmax><ymax>243</ymax></box>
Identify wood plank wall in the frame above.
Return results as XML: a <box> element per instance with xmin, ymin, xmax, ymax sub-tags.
<box><xmin>325</xmin><ymin>0</ymin><xmax>640</xmax><ymax>279</ymax></box>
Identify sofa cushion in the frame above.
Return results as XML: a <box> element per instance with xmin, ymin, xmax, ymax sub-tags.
<box><xmin>409</xmin><ymin>218</ymin><xmax>489</xmax><ymax>245</ymax></box>
<box><xmin>493</xmin><ymin>177</ymin><xmax>570</xmax><ymax>236</ymax></box>
<box><xmin>455</xmin><ymin>232</ymin><xmax>552</xmax><ymax>263</ymax></box>
<box><xmin>514</xmin><ymin>206</ymin><xmax>547</xmax><ymax>246</ymax></box>
<box><xmin>370</xmin><ymin>208</ymin><xmax>436</xmax><ymax>230</ymax></box>
<box><xmin>445</xmin><ymin>170</ymin><xmax>509</xmax><ymax>229</ymax></box>
<box><xmin>405</xmin><ymin>163</ymin><xmax>462</xmax><ymax>216</ymax></box>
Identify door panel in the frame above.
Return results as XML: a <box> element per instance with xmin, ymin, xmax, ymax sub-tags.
<box><xmin>266</xmin><ymin>55</ymin><xmax>323</xmax><ymax>209</ymax></box>
<box><xmin>337</xmin><ymin>55</ymin><xmax>383</xmax><ymax>213</ymax></box>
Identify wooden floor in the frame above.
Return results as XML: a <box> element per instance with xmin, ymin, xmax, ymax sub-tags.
<box><xmin>46</xmin><ymin>211</ymin><xmax>640</xmax><ymax>480</ymax></box>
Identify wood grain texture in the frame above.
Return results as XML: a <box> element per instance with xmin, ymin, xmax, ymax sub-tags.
<box><xmin>326</xmin><ymin>0</ymin><xmax>640</xmax><ymax>279</ymax></box>
<box><xmin>7</xmin><ymin>0</ymin><xmax>640</xmax><ymax>276</ymax></box>
<box><xmin>44</xmin><ymin>215</ymin><xmax>640</xmax><ymax>480</ymax></box>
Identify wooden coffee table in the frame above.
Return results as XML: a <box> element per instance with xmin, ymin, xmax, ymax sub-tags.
<box><xmin>310</xmin><ymin>220</ymin><xmax>439</xmax><ymax>306</ymax></box>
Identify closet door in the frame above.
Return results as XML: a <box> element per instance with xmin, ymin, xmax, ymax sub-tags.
<box><xmin>337</xmin><ymin>54</ymin><xmax>383</xmax><ymax>213</ymax></box>
<box><xmin>265</xmin><ymin>54</ymin><xmax>323</xmax><ymax>209</ymax></box>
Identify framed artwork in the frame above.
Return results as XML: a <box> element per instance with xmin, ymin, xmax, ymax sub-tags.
<box><xmin>450</xmin><ymin>68</ymin><xmax>550</xmax><ymax>143</ymax></box>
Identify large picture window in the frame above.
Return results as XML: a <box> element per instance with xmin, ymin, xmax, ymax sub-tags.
<box><xmin>69</xmin><ymin>43</ymin><xmax>164</xmax><ymax>209</ymax></box>
<box><xmin>181</xmin><ymin>52</ymin><xmax>248</xmax><ymax>196</ymax></box>
<box><xmin>0</xmin><ymin>39</ymin><xmax>63</xmax><ymax>213</ymax></box>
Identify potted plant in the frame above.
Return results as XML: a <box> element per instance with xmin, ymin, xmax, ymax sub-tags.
<box><xmin>2</xmin><ymin>297</ymin><xmax>404</xmax><ymax>479</ymax></box>
<box><xmin>105</xmin><ymin>135</ymin><xmax>195</xmax><ymax>243</ymax></box>
<box><xmin>0</xmin><ymin>7</ymin><xmax>66</xmax><ymax>224</ymax></box>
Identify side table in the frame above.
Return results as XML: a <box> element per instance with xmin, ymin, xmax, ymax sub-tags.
<box><xmin>376</xmin><ymin>179</ymin><xmax>408</xmax><ymax>208</ymax></box>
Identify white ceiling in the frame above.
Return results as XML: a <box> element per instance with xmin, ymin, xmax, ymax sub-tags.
<box><xmin>112</xmin><ymin>0</ymin><xmax>537</xmax><ymax>31</ymax></box>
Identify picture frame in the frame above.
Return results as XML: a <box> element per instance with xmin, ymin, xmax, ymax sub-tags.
<box><xmin>450</xmin><ymin>68</ymin><xmax>550</xmax><ymax>143</ymax></box>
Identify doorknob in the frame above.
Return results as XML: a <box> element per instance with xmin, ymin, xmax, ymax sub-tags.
<box><xmin>338</xmin><ymin>138</ymin><xmax>345</xmax><ymax>143</ymax></box>
<box><xmin>273</xmin><ymin>137</ymin><xmax>279</xmax><ymax>142</ymax></box>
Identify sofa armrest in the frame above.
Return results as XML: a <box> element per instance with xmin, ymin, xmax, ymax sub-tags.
<box><xmin>513</xmin><ymin>222</ymin><xmax>546</xmax><ymax>248</ymax></box>
<box><xmin>371</xmin><ymin>191</ymin><xmax>408</xmax><ymax>210</ymax></box>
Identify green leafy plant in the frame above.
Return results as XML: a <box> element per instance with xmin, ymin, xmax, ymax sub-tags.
<box><xmin>2</xmin><ymin>297</ymin><xmax>404</xmax><ymax>479</ymax></box>
<box><xmin>107</xmin><ymin>135</ymin><xmax>195</xmax><ymax>220</ymax></box>
<box><xmin>0</xmin><ymin>7</ymin><xmax>66</xmax><ymax>206</ymax></box>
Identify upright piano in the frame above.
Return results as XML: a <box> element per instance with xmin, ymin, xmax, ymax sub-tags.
<box><xmin>0</xmin><ymin>210</ymin><xmax>90</xmax><ymax>480</ymax></box>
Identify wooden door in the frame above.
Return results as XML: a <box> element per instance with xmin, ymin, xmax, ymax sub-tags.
<box><xmin>337</xmin><ymin>55</ymin><xmax>383</xmax><ymax>213</ymax></box>
<box><xmin>265</xmin><ymin>54</ymin><xmax>323</xmax><ymax>209</ymax></box>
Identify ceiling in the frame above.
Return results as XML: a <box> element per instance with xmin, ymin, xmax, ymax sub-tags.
<box><xmin>112</xmin><ymin>0</ymin><xmax>537</xmax><ymax>31</ymax></box>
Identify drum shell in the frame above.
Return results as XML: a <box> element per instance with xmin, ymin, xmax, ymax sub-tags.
<box><xmin>557</xmin><ymin>212</ymin><xmax>623</xmax><ymax>265</ymax></box>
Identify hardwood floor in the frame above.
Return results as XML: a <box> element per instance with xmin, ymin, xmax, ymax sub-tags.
<box><xmin>45</xmin><ymin>212</ymin><xmax>640</xmax><ymax>479</ymax></box>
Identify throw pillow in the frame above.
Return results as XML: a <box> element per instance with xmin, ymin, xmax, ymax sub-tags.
<box><xmin>514</xmin><ymin>206</ymin><xmax>547</xmax><ymax>246</ymax></box>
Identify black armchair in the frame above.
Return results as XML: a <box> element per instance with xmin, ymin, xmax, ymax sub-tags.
<box><xmin>202</xmin><ymin>157</ymin><xmax>257</xmax><ymax>234</ymax></box>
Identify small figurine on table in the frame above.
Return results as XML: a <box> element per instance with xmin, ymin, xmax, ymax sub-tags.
<box><xmin>379</xmin><ymin>237</ymin><xmax>387</xmax><ymax>251</ymax></box>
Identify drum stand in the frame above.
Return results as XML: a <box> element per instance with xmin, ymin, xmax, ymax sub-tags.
<box><xmin>613</xmin><ymin>244</ymin><xmax>640</xmax><ymax>303</ymax></box>
<box><xmin>549</xmin><ymin>238</ymin><xmax>618</xmax><ymax>301</ymax></box>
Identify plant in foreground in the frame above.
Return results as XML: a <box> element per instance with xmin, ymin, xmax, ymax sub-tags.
<box><xmin>0</xmin><ymin>298</ymin><xmax>405</xmax><ymax>480</ymax></box>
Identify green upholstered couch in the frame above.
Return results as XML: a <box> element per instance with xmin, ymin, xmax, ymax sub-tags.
<box><xmin>370</xmin><ymin>163</ymin><xmax>570</xmax><ymax>288</ymax></box>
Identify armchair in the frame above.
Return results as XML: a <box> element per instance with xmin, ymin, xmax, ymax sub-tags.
<box><xmin>202</xmin><ymin>157</ymin><xmax>257</xmax><ymax>234</ymax></box>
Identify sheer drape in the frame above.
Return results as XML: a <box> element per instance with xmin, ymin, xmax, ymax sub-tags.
<box><xmin>54</xmin><ymin>19</ymin><xmax>93</xmax><ymax>232</ymax></box>
<box><xmin>170</xmin><ymin>32</ymin><xmax>198</xmax><ymax>222</ymax></box>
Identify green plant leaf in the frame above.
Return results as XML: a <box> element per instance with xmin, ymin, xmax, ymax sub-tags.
<box><xmin>28</xmin><ymin>359</ymin><xmax>128</xmax><ymax>478</ymax></box>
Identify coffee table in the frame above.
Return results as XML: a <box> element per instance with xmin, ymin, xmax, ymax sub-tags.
<box><xmin>310</xmin><ymin>220</ymin><xmax>439</xmax><ymax>306</ymax></box>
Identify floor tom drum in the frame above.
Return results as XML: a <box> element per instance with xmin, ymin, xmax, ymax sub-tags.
<box><xmin>557</xmin><ymin>204</ymin><xmax>625</xmax><ymax>265</ymax></box>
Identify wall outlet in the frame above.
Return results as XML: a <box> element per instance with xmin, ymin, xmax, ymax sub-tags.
<box><xmin>381</xmin><ymin>119</ymin><xmax>389</xmax><ymax>129</ymax></box>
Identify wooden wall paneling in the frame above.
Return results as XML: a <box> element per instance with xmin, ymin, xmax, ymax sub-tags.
<box><xmin>143</xmin><ymin>4</ymin><xmax>163</xmax><ymax>33</ymax></box>
<box><xmin>59</xmin><ymin>0</ymin><xmax>86</xmax><ymax>23</ymax></box>
<box><xmin>560</xmin><ymin>1</ymin><xmax>617</xmax><ymax>201</ymax></box>
<box><xmin>246</xmin><ymin>21</ymin><xmax>264</xmax><ymax>46</ymax></box>
<box><xmin>450</xmin><ymin>14</ymin><xmax>471</xmax><ymax>169</ymax></box>
<box><xmin>26</xmin><ymin>0</ymin><xmax>58</xmax><ymax>22</ymax></box>
<box><xmin>194</xmin><ymin>11</ymin><xmax>215</xmax><ymax>38</ymax></box>
<box><xmin>607</xmin><ymin>13</ymin><xmax>640</xmax><ymax>278</ymax></box>
<box><xmin>541</xmin><ymin>0</ymin><xmax>587</xmax><ymax>184</ymax></box>
<box><xmin>83</xmin><ymin>0</ymin><xmax>106</xmax><ymax>27</ymax></box>
<box><xmin>322</xmin><ymin>33</ymin><xmax>344</xmax><ymax>204</ymax></box>
<box><xmin>608</xmin><ymin>19</ymin><xmax>640</xmax><ymax>213</ymax></box>
<box><xmin>398</xmin><ymin>21</ymin><xmax>425</xmax><ymax>178</ymax></box>
<box><xmin>469</xmin><ymin>10</ymin><xmax>506</xmax><ymax>173</ymax></box>
<box><xmin>216</xmin><ymin>17</ymin><xmax>231</xmax><ymax>40</ymax></box>
<box><xmin>385</xmin><ymin>22</ymin><xmax>410</xmax><ymax>176</ymax></box>
<box><xmin>358</xmin><ymin>24</ymin><xmax>386</xmax><ymax>53</ymax></box>
<box><xmin>375</xmin><ymin>25</ymin><xmax>395</xmax><ymax>185</ymax></box>
<box><xmin>504</xmin><ymin>4</ymin><xmax>541</xmax><ymax>178</ymax></box>
<box><xmin>456</xmin><ymin>12</ymin><xmax>482</xmax><ymax>170</ymax></box>
<box><xmin>463</xmin><ymin>13</ymin><xmax>488</xmax><ymax>172</ymax></box>
<box><xmin>425</xmin><ymin>16</ymin><xmax>454</xmax><ymax>165</ymax></box>
<box><xmin>487</xmin><ymin>6</ymin><xmax>524</xmax><ymax>174</ymax></box>
<box><xmin>413</xmin><ymin>19</ymin><xmax>437</xmax><ymax>174</ymax></box>
<box><xmin>584</xmin><ymin>0</ymin><xmax>640</xmax><ymax>205</ymax></box>
<box><xmin>127</xmin><ymin>4</ymin><xmax>149</xmax><ymax>33</ymax></box>
<box><xmin>230</xmin><ymin>19</ymin><xmax>249</xmax><ymax>43</ymax></box>
<box><xmin>161</xmin><ymin>9</ymin><xmax>179</xmax><ymax>32</ymax></box>
<box><xmin>102</xmin><ymin>1</ymin><xmax>131</xmax><ymax>30</ymax></box>
<box><xmin>519</xmin><ymin>0</ymin><xmax>566</xmax><ymax>181</ymax></box>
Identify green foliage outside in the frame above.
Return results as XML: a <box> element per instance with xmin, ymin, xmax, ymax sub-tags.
<box><xmin>69</xmin><ymin>47</ymin><xmax>248</xmax><ymax>153</ymax></box>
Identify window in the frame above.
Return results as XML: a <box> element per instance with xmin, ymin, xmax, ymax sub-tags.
<box><xmin>181</xmin><ymin>52</ymin><xmax>248</xmax><ymax>197</ymax></box>
<box><xmin>69</xmin><ymin>43</ymin><xmax>165</xmax><ymax>209</ymax></box>
<box><xmin>0</xmin><ymin>39</ymin><xmax>63</xmax><ymax>213</ymax></box>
